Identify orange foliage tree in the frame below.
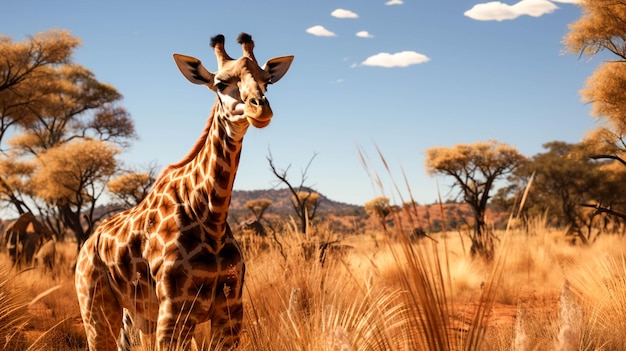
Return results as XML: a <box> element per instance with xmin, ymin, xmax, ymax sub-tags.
<box><xmin>0</xmin><ymin>29</ymin><xmax>137</xmax><ymax>244</ymax></box>
<box><xmin>30</xmin><ymin>139</ymin><xmax>119</xmax><ymax>248</ymax></box>
<box><xmin>244</xmin><ymin>198</ymin><xmax>273</xmax><ymax>221</ymax></box>
<box><xmin>364</xmin><ymin>196</ymin><xmax>392</xmax><ymax>231</ymax></box>
<box><xmin>564</xmin><ymin>0</ymin><xmax>626</xmax><ymax>157</ymax></box>
<box><xmin>564</xmin><ymin>0</ymin><xmax>626</xmax><ymax>221</ymax></box>
<box><xmin>107</xmin><ymin>166</ymin><xmax>157</xmax><ymax>209</ymax></box>
<box><xmin>425</xmin><ymin>140</ymin><xmax>526</xmax><ymax>259</ymax></box>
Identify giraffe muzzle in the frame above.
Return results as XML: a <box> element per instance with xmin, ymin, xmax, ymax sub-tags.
<box><xmin>245</xmin><ymin>97</ymin><xmax>273</xmax><ymax>128</ymax></box>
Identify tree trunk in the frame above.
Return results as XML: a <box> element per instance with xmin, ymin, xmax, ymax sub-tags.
<box><xmin>59</xmin><ymin>204</ymin><xmax>89</xmax><ymax>252</ymax></box>
<box><xmin>469</xmin><ymin>206</ymin><xmax>494</xmax><ymax>260</ymax></box>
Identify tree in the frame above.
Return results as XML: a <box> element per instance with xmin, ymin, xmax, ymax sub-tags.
<box><xmin>563</xmin><ymin>1</ymin><xmax>626</xmax><ymax>226</ymax></box>
<box><xmin>267</xmin><ymin>152</ymin><xmax>320</xmax><ymax>234</ymax></box>
<box><xmin>497</xmin><ymin>141</ymin><xmax>626</xmax><ymax>243</ymax></box>
<box><xmin>0</xmin><ymin>158</ymin><xmax>35</xmax><ymax>214</ymax></box>
<box><xmin>0</xmin><ymin>29</ymin><xmax>136</xmax><ymax>246</ymax></box>
<box><xmin>0</xmin><ymin>30</ymin><xmax>82</xmax><ymax>212</ymax></box>
<box><xmin>244</xmin><ymin>198</ymin><xmax>272</xmax><ymax>221</ymax></box>
<box><xmin>0</xmin><ymin>30</ymin><xmax>81</xmax><ymax>144</ymax></box>
<box><xmin>563</xmin><ymin>0</ymin><xmax>626</xmax><ymax>158</ymax></box>
<box><xmin>108</xmin><ymin>165</ymin><xmax>158</xmax><ymax>208</ymax></box>
<box><xmin>425</xmin><ymin>140</ymin><xmax>526</xmax><ymax>259</ymax></box>
<box><xmin>564</xmin><ymin>0</ymin><xmax>626</xmax><ymax>61</ymax></box>
<box><xmin>578</xmin><ymin>62</ymin><xmax>626</xmax><ymax>158</ymax></box>
<box><xmin>30</xmin><ymin>139</ymin><xmax>119</xmax><ymax>249</ymax></box>
<box><xmin>522</xmin><ymin>142</ymin><xmax>603</xmax><ymax>240</ymax></box>
<box><xmin>365</xmin><ymin>196</ymin><xmax>392</xmax><ymax>231</ymax></box>
<box><xmin>293</xmin><ymin>190</ymin><xmax>320</xmax><ymax>226</ymax></box>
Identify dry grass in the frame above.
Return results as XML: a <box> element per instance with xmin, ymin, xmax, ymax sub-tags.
<box><xmin>1</xmin><ymin>219</ymin><xmax>626</xmax><ymax>350</ymax></box>
<box><xmin>0</xmin><ymin>256</ymin><xmax>30</xmax><ymax>351</ymax></box>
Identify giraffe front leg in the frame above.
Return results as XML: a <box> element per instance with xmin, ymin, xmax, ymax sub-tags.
<box><xmin>155</xmin><ymin>302</ymin><xmax>197</xmax><ymax>351</ymax></box>
<box><xmin>75</xmin><ymin>255</ymin><xmax>123</xmax><ymax>351</ymax></box>
<box><xmin>209</xmin><ymin>283</ymin><xmax>244</xmax><ymax>350</ymax></box>
<box><xmin>210</xmin><ymin>302</ymin><xmax>243</xmax><ymax>350</ymax></box>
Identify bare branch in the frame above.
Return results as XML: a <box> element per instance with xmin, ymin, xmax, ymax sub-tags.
<box><xmin>590</xmin><ymin>154</ymin><xmax>626</xmax><ymax>166</ymax></box>
<box><xmin>581</xmin><ymin>202</ymin><xmax>626</xmax><ymax>220</ymax></box>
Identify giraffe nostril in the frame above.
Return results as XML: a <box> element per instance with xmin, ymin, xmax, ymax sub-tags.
<box><xmin>250</xmin><ymin>97</ymin><xmax>267</xmax><ymax>106</ymax></box>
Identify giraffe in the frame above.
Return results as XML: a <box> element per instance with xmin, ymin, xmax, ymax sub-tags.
<box><xmin>74</xmin><ymin>33</ymin><xmax>293</xmax><ymax>351</ymax></box>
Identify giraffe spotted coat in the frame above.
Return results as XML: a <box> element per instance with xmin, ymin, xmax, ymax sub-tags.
<box><xmin>74</xmin><ymin>33</ymin><xmax>293</xmax><ymax>351</ymax></box>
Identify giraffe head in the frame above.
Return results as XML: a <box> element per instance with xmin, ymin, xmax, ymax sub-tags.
<box><xmin>173</xmin><ymin>33</ymin><xmax>294</xmax><ymax>129</ymax></box>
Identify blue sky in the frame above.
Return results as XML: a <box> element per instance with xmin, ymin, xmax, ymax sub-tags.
<box><xmin>2</xmin><ymin>0</ymin><xmax>600</xmax><ymax>206</ymax></box>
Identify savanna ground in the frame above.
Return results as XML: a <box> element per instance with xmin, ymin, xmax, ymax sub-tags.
<box><xmin>1</xmin><ymin>216</ymin><xmax>625</xmax><ymax>351</ymax></box>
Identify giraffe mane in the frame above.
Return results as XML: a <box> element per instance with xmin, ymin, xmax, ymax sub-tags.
<box><xmin>155</xmin><ymin>103</ymin><xmax>216</xmax><ymax>182</ymax></box>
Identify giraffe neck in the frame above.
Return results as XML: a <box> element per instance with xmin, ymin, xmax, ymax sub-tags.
<box><xmin>164</xmin><ymin>103</ymin><xmax>248</xmax><ymax>241</ymax></box>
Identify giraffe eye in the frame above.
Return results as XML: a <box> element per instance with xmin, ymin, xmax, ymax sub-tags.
<box><xmin>215</xmin><ymin>81</ymin><xmax>227</xmax><ymax>92</ymax></box>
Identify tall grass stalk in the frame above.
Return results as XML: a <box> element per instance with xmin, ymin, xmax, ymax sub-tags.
<box><xmin>358</xmin><ymin>144</ymin><xmax>536</xmax><ymax>351</ymax></box>
<box><xmin>0</xmin><ymin>266</ymin><xmax>30</xmax><ymax>351</ymax></box>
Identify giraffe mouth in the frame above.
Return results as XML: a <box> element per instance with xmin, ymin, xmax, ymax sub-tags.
<box><xmin>247</xmin><ymin>115</ymin><xmax>272</xmax><ymax>128</ymax></box>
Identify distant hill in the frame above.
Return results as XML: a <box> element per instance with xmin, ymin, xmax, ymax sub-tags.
<box><xmin>229</xmin><ymin>188</ymin><xmax>365</xmax><ymax>220</ymax></box>
<box><xmin>229</xmin><ymin>188</ymin><xmax>508</xmax><ymax>232</ymax></box>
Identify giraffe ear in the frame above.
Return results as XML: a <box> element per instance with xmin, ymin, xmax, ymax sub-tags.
<box><xmin>263</xmin><ymin>55</ymin><xmax>294</xmax><ymax>84</ymax></box>
<box><xmin>173</xmin><ymin>54</ymin><xmax>216</xmax><ymax>89</ymax></box>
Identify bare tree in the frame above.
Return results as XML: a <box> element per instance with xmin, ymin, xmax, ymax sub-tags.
<box><xmin>267</xmin><ymin>151</ymin><xmax>320</xmax><ymax>234</ymax></box>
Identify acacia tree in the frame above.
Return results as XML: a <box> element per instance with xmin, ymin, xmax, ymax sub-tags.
<box><xmin>30</xmin><ymin>139</ymin><xmax>119</xmax><ymax>250</ymax></box>
<box><xmin>563</xmin><ymin>0</ymin><xmax>626</xmax><ymax>223</ymax></box>
<box><xmin>564</xmin><ymin>0</ymin><xmax>626</xmax><ymax>159</ymax></box>
<box><xmin>425</xmin><ymin>140</ymin><xmax>526</xmax><ymax>259</ymax></box>
<box><xmin>0</xmin><ymin>158</ymin><xmax>35</xmax><ymax>214</ymax></box>
<box><xmin>496</xmin><ymin>141</ymin><xmax>626</xmax><ymax>243</ymax></box>
<box><xmin>244</xmin><ymin>198</ymin><xmax>272</xmax><ymax>221</ymax></box>
<box><xmin>364</xmin><ymin>196</ymin><xmax>392</xmax><ymax>231</ymax></box>
<box><xmin>107</xmin><ymin>165</ymin><xmax>158</xmax><ymax>209</ymax></box>
<box><xmin>0</xmin><ymin>29</ymin><xmax>136</xmax><ymax>244</ymax></box>
<box><xmin>506</xmin><ymin>142</ymin><xmax>604</xmax><ymax>240</ymax></box>
<box><xmin>0</xmin><ymin>30</ymin><xmax>81</xmax><ymax>213</ymax></box>
<box><xmin>0</xmin><ymin>30</ymin><xmax>81</xmax><ymax>144</ymax></box>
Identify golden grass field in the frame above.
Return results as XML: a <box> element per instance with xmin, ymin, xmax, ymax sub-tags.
<box><xmin>1</xmin><ymin>216</ymin><xmax>625</xmax><ymax>351</ymax></box>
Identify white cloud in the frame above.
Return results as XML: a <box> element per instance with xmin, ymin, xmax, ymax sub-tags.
<box><xmin>331</xmin><ymin>8</ymin><xmax>359</xmax><ymax>18</ymax></box>
<box><xmin>464</xmin><ymin>0</ymin><xmax>559</xmax><ymax>21</ymax></box>
<box><xmin>306</xmin><ymin>25</ymin><xmax>337</xmax><ymax>37</ymax></box>
<box><xmin>356</xmin><ymin>31</ymin><xmax>374</xmax><ymax>38</ymax></box>
<box><xmin>385</xmin><ymin>0</ymin><xmax>404</xmax><ymax>5</ymax></box>
<box><xmin>361</xmin><ymin>51</ymin><xmax>430</xmax><ymax>68</ymax></box>
<box><xmin>551</xmin><ymin>0</ymin><xmax>579</xmax><ymax>3</ymax></box>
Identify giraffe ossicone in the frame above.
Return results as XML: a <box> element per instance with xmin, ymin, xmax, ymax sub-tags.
<box><xmin>74</xmin><ymin>33</ymin><xmax>293</xmax><ymax>351</ymax></box>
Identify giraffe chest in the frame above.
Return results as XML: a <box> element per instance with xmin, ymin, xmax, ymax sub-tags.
<box><xmin>146</xmin><ymin>227</ymin><xmax>245</xmax><ymax>299</ymax></box>
<box><xmin>98</xmin><ymin>221</ymin><xmax>244</xmax><ymax>322</ymax></box>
